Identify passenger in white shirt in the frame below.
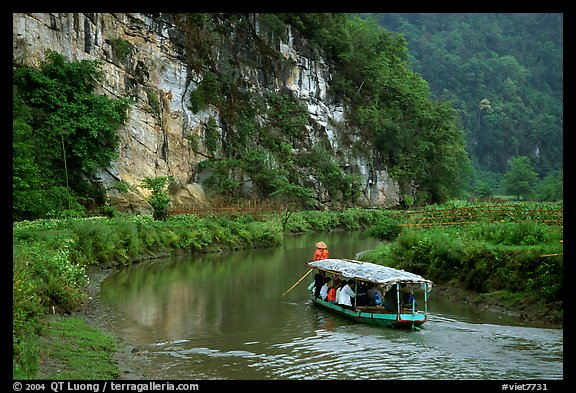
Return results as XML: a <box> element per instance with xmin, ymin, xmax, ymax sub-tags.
<box><xmin>335</xmin><ymin>280</ymin><xmax>344</xmax><ymax>304</ymax></box>
<box><xmin>320</xmin><ymin>276</ymin><xmax>332</xmax><ymax>300</ymax></box>
<box><xmin>337</xmin><ymin>279</ymin><xmax>356</xmax><ymax>308</ymax></box>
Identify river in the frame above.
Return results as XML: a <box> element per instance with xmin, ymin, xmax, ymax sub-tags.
<box><xmin>99</xmin><ymin>231</ymin><xmax>563</xmax><ymax>380</ymax></box>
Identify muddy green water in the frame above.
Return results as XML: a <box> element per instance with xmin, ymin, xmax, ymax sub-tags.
<box><xmin>99</xmin><ymin>231</ymin><xmax>563</xmax><ymax>380</ymax></box>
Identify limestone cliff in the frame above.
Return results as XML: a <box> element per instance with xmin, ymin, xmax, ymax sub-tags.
<box><xmin>13</xmin><ymin>13</ymin><xmax>400</xmax><ymax>213</ymax></box>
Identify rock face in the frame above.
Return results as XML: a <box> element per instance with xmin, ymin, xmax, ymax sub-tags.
<box><xmin>13</xmin><ymin>13</ymin><xmax>400</xmax><ymax>213</ymax></box>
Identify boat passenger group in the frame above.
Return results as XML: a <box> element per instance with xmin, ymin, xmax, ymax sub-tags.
<box><xmin>308</xmin><ymin>241</ymin><xmax>417</xmax><ymax>312</ymax></box>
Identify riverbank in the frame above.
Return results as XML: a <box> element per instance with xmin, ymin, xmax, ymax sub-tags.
<box><xmin>431</xmin><ymin>283</ymin><xmax>563</xmax><ymax>329</ymax></box>
<box><xmin>79</xmin><ymin>266</ymin><xmax>148</xmax><ymax>380</ymax></box>
<box><xmin>36</xmin><ymin>266</ymin><xmax>149</xmax><ymax>380</ymax></box>
<box><xmin>15</xmin><ymin>208</ymin><xmax>563</xmax><ymax>378</ymax></box>
<box><xmin>52</xmin><ymin>261</ymin><xmax>561</xmax><ymax>381</ymax></box>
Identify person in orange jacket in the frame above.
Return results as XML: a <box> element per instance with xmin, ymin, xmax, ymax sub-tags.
<box><xmin>313</xmin><ymin>241</ymin><xmax>329</xmax><ymax>261</ymax></box>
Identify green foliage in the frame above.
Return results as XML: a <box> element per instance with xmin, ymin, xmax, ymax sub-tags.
<box><xmin>110</xmin><ymin>180</ymin><xmax>133</xmax><ymax>193</ymax></box>
<box><xmin>534</xmin><ymin>170</ymin><xmax>563</xmax><ymax>202</ymax></box>
<box><xmin>204</xmin><ymin>117</ymin><xmax>220</xmax><ymax>154</ymax></box>
<box><xmin>319</xmin><ymin>15</ymin><xmax>470</xmax><ymax>204</ymax></box>
<box><xmin>199</xmin><ymin>159</ymin><xmax>242</xmax><ymax>197</ymax></box>
<box><xmin>282</xmin><ymin>208</ymin><xmax>387</xmax><ymax>234</ymax></box>
<box><xmin>197</xmin><ymin>88</ymin><xmax>319</xmax><ymax>206</ymax></box>
<box><xmin>13</xmin><ymin>259</ymin><xmax>44</xmax><ymax>379</ymax></box>
<box><xmin>366</xmin><ymin>214</ymin><xmax>403</xmax><ymax>241</ymax></box>
<box><xmin>270</xmin><ymin>179</ymin><xmax>316</xmax><ymax>208</ymax></box>
<box><xmin>108</xmin><ymin>37</ymin><xmax>134</xmax><ymax>63</ymax></box>
<box><xmin>400</xmin><ymin>194</ymin><xmax>415</xmax><ymax>209</ymax></box>
<box><xmin>337</xmin><ymin>207</ymin><xmax>385</xmax><ymax>230</ymax></box>
<box><xmin>13</xmin><ymin>234</ymin><xmax>90</xmax><ymax>378</ymax></box>
<box><xmin>256</xmin><ymin>14</ymin><xmax>289</xmax><ymax>42</ymax></box>
<box><xmin>276</xmin><ymin>14</ymin><xmax>350</xmax><ymax>60</ymax></box>
<box><xmin>472</xmin><ymin>180</ymin><xmax>494</xmax><ymax>198</ymax></box>
<box><xmin>146</xmin><ymin>88</ymin><xmax>161</xmax><ymax>114</ymax></box>
<box><xmin>185</xmin><ymin>14</ymin><xmax>469</xmax><ymax>207</ymax></box>
<box><xmin>266</xmin><ymin>91</ymin><xmax>309</xmax><ymax>139</ymax></box>
<box><xmin>296</xmin><ymin>145</ymin><xmax>363</xmax><ymax>205</ymax></box>
<box><xmin>467</xmin><ymin>221</ymin><xmax>550</xmax><ymax>246</ymax></box>
<box><xmin>140</xmin><ymin>176</ymin><xmax>174</xmax><ymax>220</ymax></box>
<box><xmin>40</xmin><ymin>316</ymin><xmax>120</xmax><ymax>379</ymax></box>
<box><xmin>13</xmin><ymin>50</ymin><xmax>132</xmax><ymax>221</ymax></box>
<box><xmin>528</xmin><ymin>258</ymin><xmax>563</xmax><ymax>302</ymax></box>
<box><xmin>413</xmin><ymin>200</ymin><xmax>563</xmax><ymax>229</ymax></box>
<box><xmin>500</xmin><ymin>156</ymin><xmax>539</xmax><ymax>200</ymax></box>
<box><xmin>12</xmin><ymin>211</ymin><xmax>292</xmax><ymax>377</ymax></box>
<box><xmin>71</xmin><ymin>220</ymin><xmax>125</xmax><ymax>264</ymax></box>
<box><xmin>373</xmin><ymin>13</ymin><xmax>562</xmax><ymax>180</ymax></box>
<box><xmin>13</xmin><ymin>206</ymin><xmax>562</xmax><ymax>377</ymax></box>
<box><xmin>361</xmin><ymin>221</ymin><xmax>563</xmax><ymax>300</ymax></box>
<box><xmin>189</xmin><ymin>70</ymin><xmax>227</xmax><ymax>112</ymax></box>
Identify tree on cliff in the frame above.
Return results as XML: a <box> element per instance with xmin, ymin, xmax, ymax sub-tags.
<box><xmin>13</xmin><ymin>50</ymin><xmax>132</xmax><ymax>221</ymax></box>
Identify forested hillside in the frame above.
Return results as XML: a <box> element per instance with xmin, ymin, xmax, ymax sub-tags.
<box><xmin>372</xmin><ymin>13</ymin><xmax>563</xmax><ymax>193</ymax></box>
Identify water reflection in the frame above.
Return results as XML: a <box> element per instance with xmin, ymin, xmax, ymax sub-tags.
<box><xmin>100</xmin><ymin>231</ymin><xmax>563</xmax><ymax>380</ymax></box>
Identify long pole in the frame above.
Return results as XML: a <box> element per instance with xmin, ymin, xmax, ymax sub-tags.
<box><xmin>281</xmin><ymin>269</ymin><xmax>313</xmax><ymax>297</ymax></box>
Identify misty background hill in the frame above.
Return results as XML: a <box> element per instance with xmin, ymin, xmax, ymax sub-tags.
<box><xmin>370</xmin><ymin>13</ymin><xmax>562</xmax><ymax>190</ymax></box>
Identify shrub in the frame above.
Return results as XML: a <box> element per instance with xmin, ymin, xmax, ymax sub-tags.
<box><xmin>467</xmin><ymin>221</ymin><xmax>549</xmax><ymax>246</ymax></box>
<box><xmin>140</xmin><ymin>176</ymin><xmax>174</xmax><ymax>220</ymax></box>
<box><xmin>71</xmin><ymin>221</ymin><xmax>118</xmax><ymax>264</ymax></box>
<box><xmin>338</xmin><ymin>208</ymin><xmax>384</xmax><ymax>230</ymax></box>
<box><xmin>366</xmin><ymin>215</ymin><xmax>403</xmax><ymax>241</ymax></box>
<box><xmin>109</xmin><ymin>37</ymin><xmax>133</xmax><ymax>63</ymax></box>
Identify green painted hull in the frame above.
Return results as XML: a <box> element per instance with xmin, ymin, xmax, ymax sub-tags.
<box><xmin>309</xmin><ymin>292</ymin><xmax>427</xmax><ymax>329</ymax></box>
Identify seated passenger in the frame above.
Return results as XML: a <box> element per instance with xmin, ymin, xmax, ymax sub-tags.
<box><xmin>337</xmin><ymin>279</ymin><xmax>356</xmax><ymax>309</ymax></box>
<box><xmin>400</xmin><ymin>283</ymin><xmax>417</xmax><ymax>309</ymax></box>
<box><xmin>335</xmin><ymin>279</ymin><xmax>345</xmax><ymax>304</ymax></box>
<box><xmin>326</xmin><ymin>278</ymin><xmax>339</xmax><ymax>303</ymax></box>
<box><xmin>403</xmin><ymin>292</ymin><xmax>417</xmax><ymax>309</ymax></box>
<box><xmin>383</xmin><ymin>285</ymin><xmax>398</xmax><ymax>312</ymax></box>
<box><xmin>367</xmin><ymin>282</ymin><xmax>383</xmax><ymax>306</ymax></box>
<box><xmin>355</xmin><ymin>281</ymin><xmax>368</xmax><ymax>306</ymax></box>
<box><xmin>320</xmin><ymin>276</ymin><xmax>332</xmax><ymax>300</ymax></box>
<box><xmin>373</xmin><ymin>288</ymin><xmax>383</xmax><ymax>306</ymax></box>
<box><xmin>313</xmin><ymin>272</ymin><xmax>324</xmax><ymax>298</ymax></box>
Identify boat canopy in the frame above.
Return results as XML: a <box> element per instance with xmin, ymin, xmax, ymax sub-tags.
<box><xmin>306</xmin><ymin>258</ymin><xmax>433</xmax><ymax>289</ymax></box>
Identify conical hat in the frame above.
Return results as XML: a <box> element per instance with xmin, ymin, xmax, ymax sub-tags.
<box><xmin>315</xmin><ymin>241</ymin><xmax>327</xmax><ymax>249</ymax></box>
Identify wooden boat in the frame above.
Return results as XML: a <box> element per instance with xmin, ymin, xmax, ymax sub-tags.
<box><xmin>305</xmin><ymin>258</ymin><xmax>433</xmax><ymax>330</ymax></box>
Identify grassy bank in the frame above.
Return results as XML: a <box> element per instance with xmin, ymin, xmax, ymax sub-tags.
<box><xmin>13</xmin><ymin>205</ymin><xmax>563</xmax><ymax>379</ymax></box>
<box><xmin>362</xmin><ymin>221</ymin><xmax>563</xmax><ymax>294</ymax></box>
<box><xmin>360</xmin><ymin>220</ymin><xmax>563</xmax><ymax>322</ymax></box>
<box><xmin>12</xmin><ymin>208</ymin><xmax>389</xmax><ymax>379</ymax></box>
<box><xmin>35</xmin><ymin>315</ymin><xmax>119</xmax><ymax>379</ymax></box>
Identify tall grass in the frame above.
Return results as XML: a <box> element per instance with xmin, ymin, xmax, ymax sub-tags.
<box><xmin>360</xmin><ymin>221</ymin><xmax>563</xmax><ymax>303</ymax></box>
<box><xmin>283</xmin><ymin>208</ymin><xmax>386</xmax><ymax>233</ymax></box>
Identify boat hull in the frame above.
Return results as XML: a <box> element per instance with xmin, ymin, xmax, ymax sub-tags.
<box><xmin>309</xmin><ymin>292</ymin><xmax>427</xmax><ymax>329</ymax></box>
